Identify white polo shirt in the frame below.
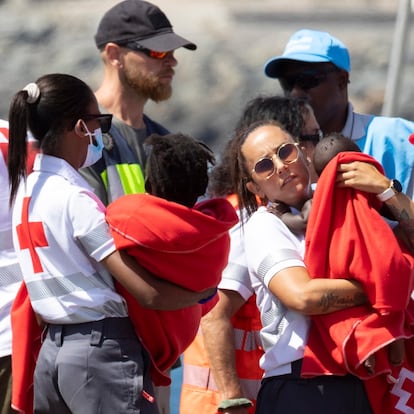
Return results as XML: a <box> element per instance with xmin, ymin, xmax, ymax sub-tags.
<box><xmin>0</xmin><ymin>120</ymin><xmax>23</xmax><ymax>357</ymax></box>
<box><xmin>12</xmin><ymin>154</ymin><xmax>127</xmax><ymax>324</ymax></box>
<box><xmin>243</xmin><ymin>206</ymin><xmax>310</xmax><ymax>378</ymax></box>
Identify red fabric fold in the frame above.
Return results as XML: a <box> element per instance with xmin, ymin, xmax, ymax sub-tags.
<box><xmin>11</xmin><ymin>282</ymin><xmax>41</xmax><ymax>414</ymax></box>
<box><xmin>301</xmin><ymin>152</ymin><xmax>414</xmax><ymax>414</ymax></box>
<box><xmin>11</xmin><ymin>194</ymin><xmax>238</xmax><ymax>411</ymax></box>
<box><xmin>106</xmin><ymin>194</ymin><xmax>238</xmax><ymax>385</ymax></box>
<box><xmin>7</xmin><ymin>138</ymin><xmax>39</xmax><ymax>413</ymax></box>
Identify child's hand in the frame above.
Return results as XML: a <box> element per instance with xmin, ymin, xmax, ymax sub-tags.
<box><xmin>363</xmin><ymin>354</ymin><xmax>376</xmax><ymax>375</ymax></box>
<box><xmin>267</xmin><ymin>201</ymin><xmax>290</xmax><ymax>217</ymax></box>
<box><xmin>301</xmin><ymin>198</ymin><xmax>313</xmax><ymax>223</ymax></box>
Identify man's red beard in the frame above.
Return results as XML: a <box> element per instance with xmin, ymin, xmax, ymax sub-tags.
<box><xmin>124</xmin><ymin>66</ymin><xmax>173</xmax><ymax>102</ymax></box>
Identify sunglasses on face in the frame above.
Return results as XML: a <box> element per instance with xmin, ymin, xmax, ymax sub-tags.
<box><xmin>81</xmin><ymin>114</ymin><xmax>113</xmax><ymax>133</ymax></box>
<box><xmin>121</xmin><ymin>42</ymin><xmax>169</xmax><ymax>60</ymax></box>
<box><xmin>300</xmin><ymin>130</ymin><xmax>323</xmax><ymax>143</ymax></box>
<box><xmin>279</xmin><ymin>67</ymin><xmax>339</xmax><ymax>92</ymax></box>
<box><xmin>252</xmin><ymin>142</ymin><xmax>300</xmax><ymax>180</ymax></box>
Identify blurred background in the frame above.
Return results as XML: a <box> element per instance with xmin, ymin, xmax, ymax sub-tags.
<box><xmin>1</xmin><ymin>0</ymin><xmax>413</xmax><ymax>412</ymax></box>
<box><xmin>1</xmin><ymin>0</ymin><xmax>413</xmax><ymax>156</ymax></box>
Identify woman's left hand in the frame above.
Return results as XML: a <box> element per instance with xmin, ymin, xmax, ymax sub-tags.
<box><xmin>336</xmin><ymin>161</ymin><xmax>389</xmax><ymax>194</ymax></box>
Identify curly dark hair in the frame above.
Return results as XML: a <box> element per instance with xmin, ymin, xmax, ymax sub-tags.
<box><xmin>235</xmin><ymin>94</ymin><xmax>305</xmax><ymax>138</ymax></box>
<box><xmin>208</xmin><ymin>95</ymin><xmax>306</xmax><ymax>201</ymax></box>
<box><xmin>144</xmin><ymin>133</ymin><xmax>215</xmax><ymax>207</ymax></box>
<box><xmin>313</xmin><ymin>132</ymin><xmax>360</xmax><ymax>176</ymax></box>
<box><xmin>207</xmin><ymin>138</ymin><xmax>237</xmax><ymax>198</ymax></box>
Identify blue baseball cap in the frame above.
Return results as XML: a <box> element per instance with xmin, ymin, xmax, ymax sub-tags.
<box><xmin>264</xmin><ymin>29</ymin><xmax>350</xmax><ymax>78</ymax></box>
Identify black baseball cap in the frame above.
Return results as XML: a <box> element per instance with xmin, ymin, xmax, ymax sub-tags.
<box><xmin>95</xmin><ymin>0</ymin><xmax>197</xmax><ymax>51</ymax></box>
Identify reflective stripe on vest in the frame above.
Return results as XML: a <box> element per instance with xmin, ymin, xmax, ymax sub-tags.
<box><xmin>234</xmin><ymin>328</ymin><xmax>261</xmax><ymax>352</ymax></box>
<box><xmin>101</xmin><ymin>163</ymin><xmax>145</xmax><ymax>203</ymax></box>
<box><xmin>26</xmin><ymin>271</ymin><xmax>112</xmax><ymax>301</ymax></box>
<box><xmin>182</xmin><ymin>361</ymin><xmax>260</xmax><ymax>401</ymax></box>
<box><xmin>181</xmin><ymin>295</ymin><xmax>264</xmax><ymax>414</ymax></box>
<box><xmin>0</xmin><ymin>262</ymin><xmax>22</xmax><ymax>287</ymax></box>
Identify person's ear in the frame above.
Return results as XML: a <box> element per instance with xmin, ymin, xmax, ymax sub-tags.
<box><xmin>337</xmin><ymin>70</ymin><xmax>349</xmax><ymax>89</ymax></box>
<box><xmin>105</xmin><ymin>43</ymin><xmax>123</xmax><ymax>68</ymax></box>
<box><xmin>246</xmin><ymin>180</ymin><xmax>265</xmax><ymax>199</ymax></box>
<box><xmin>74</xmin><ymin>119</ymin><xmax>87</xmax><ymax>137</ymax></box>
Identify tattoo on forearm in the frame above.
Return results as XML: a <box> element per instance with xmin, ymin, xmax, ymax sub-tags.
<box><xmin>388</xmin><ymin>204</ymin><xmax>408</xmax><ymax>222</ymax></box>
<box><xmin>319</xmin><ymin>292</ymin><xmax>366</xmax><ymax>312</ymax></box>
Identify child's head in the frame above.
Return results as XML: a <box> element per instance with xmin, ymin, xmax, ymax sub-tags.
<box><xmin>313</xmin><ymin>132</ymin><xmax>361</xmax><ymax>176</ymax></box>
<box><xmin>144</xmin><ymin>133</ymin><xmax>215</xmax><ymax>207</ymax></box>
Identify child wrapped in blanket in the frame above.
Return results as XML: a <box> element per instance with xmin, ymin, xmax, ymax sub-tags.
<box><xmin>272</xmin><ymin>133</ymin><xmax>406</xmax><ymax>375</ymax></box>
<box><xmin>106</xmin><ymin>133</ymin><xmax>238</xmax><ymax>386</ymax></box>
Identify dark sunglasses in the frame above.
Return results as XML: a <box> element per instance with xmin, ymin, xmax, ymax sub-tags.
<box><xmin>300</xmin><ymin>130</ymin><xmax>323</xmax><ymax>143</ymax></box>
<box><xmin>252</xmin><ymin>142</ymin><xmax>300</xmax><ymax>180</ymax></box>
<box><xmin>81</xmin><ymin>114</ymin><xmax>113</xmax><ymax>133</ymax></box>
<box><xmin>279</xmin><ymin>67</ymin><xmax>339</xmax><ymax>92</ymax></box>
<box><xmin>121</xmin><ymin>42</ymin><xmax>168</xmax><ymax>60</ymax></box>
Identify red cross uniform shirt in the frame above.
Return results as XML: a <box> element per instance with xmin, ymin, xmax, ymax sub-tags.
<box><xmin>0</xmin><ymin>121</ymin><xmax>38</xmax><ymax>358</ymax></box>
<box><xmin>0</xmin><ymin>119</ymin><xmax>20</xmax><ymax>358</ymax></box>
<box><xmin>12</xmin><ymin>153</ymin><xmax>127</xmax><ymax>324</ymax></box>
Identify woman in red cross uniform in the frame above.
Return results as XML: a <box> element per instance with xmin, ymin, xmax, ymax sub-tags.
<box><xmin>7</xmin><ymin>73</ymin><xmax>214</xmax><ymax>414</ymax></box>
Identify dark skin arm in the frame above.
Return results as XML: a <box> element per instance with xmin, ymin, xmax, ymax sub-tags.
<box><xmin>268</xmin><ymin>199</ymin><xmax>312</xmax><ymax>236</ymax></box>
<box><xmin>103</xmin><ymin>250</ymin><xmax>216</xmax><ymax>310</ymax></box>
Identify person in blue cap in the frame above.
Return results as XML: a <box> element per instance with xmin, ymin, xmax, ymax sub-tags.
<box><xmin>264</xmin><ymin>29</ymin><xmax>414</xmax><ymax>200</ymax></box>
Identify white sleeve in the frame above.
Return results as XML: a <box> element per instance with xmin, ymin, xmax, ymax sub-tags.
<box><xmin>217</xmin><ymin>220</ymin><xmax>254</xmax><ymax>301</ymax></box>
<box><xmin>67</xmin><ymin>190</ymin><xmax>115</xmax><ymax>261</ymax></box>
<box><xmin>244</xmin><ymin>208</ymin><xmax>305</xmax><ymax>288</ymax></box>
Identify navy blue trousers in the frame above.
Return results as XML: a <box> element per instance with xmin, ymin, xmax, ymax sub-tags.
<box><xmin>255</xmin><ymin>359</ymin><xmax>373</xmax><ymax>414</ymax></box>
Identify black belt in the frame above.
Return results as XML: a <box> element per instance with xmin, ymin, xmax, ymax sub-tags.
<box><xmin>47</xmin><ymin>317</ymin><xmax>134</xmax><ymax>347</ymax></box>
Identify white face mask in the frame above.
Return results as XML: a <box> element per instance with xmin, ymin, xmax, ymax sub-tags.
<box><xmin>80</xmin><ymin>121</ymin><xmax>104</xmax><ymax>168</ymax></box>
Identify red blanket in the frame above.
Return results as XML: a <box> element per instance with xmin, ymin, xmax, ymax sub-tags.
<box><xmin>106</xmin><ymin>194</ymin><xmax>238</xmax><ymax>385</ymax></box>
<box><xmin>11</xmin><ymin>195</ymin><xmax>238</xmax><ymax>412</ymax></box>
<box><xmin>301</xmin><ymin>152</ymin><xmax>414</xmax><ymax>414</ymax></box>
<box><xmin>11</xmin><ymin>283</ymin><xmax>41</xmax><ymax>414</ymax></box>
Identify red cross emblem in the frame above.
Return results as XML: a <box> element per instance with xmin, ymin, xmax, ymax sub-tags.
<box><xmin>16</xmin><ymin>197</ymin><xmax>48</xmax><ymax>273</ymax></box>
<box><xmin>0</xmin><ymin>127</ymin><xmax>8</xmax><ymax>140</ymax></box>
<box><xmin>390</xmin><ymin>367</ymin><xmax>414</xmax><ymax>413</ymax></box>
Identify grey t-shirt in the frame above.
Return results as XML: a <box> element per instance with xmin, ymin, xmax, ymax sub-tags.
<box><xmin>79</xmin><ymin>116</ymin><xmax>148</xmax><ymax>205</ymax></box>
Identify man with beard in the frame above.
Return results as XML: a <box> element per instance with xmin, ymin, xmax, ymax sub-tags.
<box><xmin>79</xmin><ymin>1</ymin><xmax>196</xmax><ymax>412</ymax></box>
<box><xmin>263</xmin><ymin>29</ymin><xmax>414</xmax><ymax>199</ymax></box>
<box><xmin>80</xmin><ymin>0</ymin><xmax>196</xmax><ymax>205</ymax></box>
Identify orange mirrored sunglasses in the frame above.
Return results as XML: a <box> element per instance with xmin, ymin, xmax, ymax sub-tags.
<box><xmin>121</xmin><ymin>42</ymin><xmax>168</xmax><ymax>60</ymax></box>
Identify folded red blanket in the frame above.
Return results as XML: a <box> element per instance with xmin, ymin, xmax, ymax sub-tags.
<box><xmin>106</xmin><ymin>194</ymin><xmax>238</xmax><ymax>385</ymax></box>
<box><xmin>301</xmin><ymin>152</ymin><xmax>414</xmax><ymax>414</ymax></box>
<box><xmin>11</xmin><ymin>282</ymin><xmax>41</xmax><ymax>414</ymax></box>
<box><xmin>11</xmin><ymin>195</ymin><xmax>238</xmax><ymax>411</ymax></box>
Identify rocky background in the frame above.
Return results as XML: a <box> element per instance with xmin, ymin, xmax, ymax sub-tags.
<box><xmin>1</xmin><ymin>1</ymin><xmax>413</xmax><ymax>412</ymax></box>
<box><xmin>0</xmin><ymin>0</ymin><xmax>413</xmax><ymax>154</ymax></box>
